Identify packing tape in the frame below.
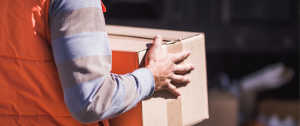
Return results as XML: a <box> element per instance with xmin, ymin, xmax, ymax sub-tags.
<box><xmin>167</xmin><ymin>41</ymin><xmax>183</xmax><ymax>54</ymax></box>
<box><xmin>167</xmin><ymin>41</ymin><xmax>184</xmax><ymax>65</ymax></box>
<box><xmin>167</xmin><ymin>41</ymin><xmax>183</xmax><ymax>126</ymax></box>
<box><xmin>167</xmin><ymin>97</ymin><xmax>183</xmax><ymax>126</ymax></box>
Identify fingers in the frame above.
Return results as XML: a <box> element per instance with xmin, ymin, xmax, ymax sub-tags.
<box><xmin>171</xmin><ymin>51</ymin><xmax>191</xmax><ymax>63</ymax></box>
<box><xmin>166</xmin><ymin>83</ymin><xmax>181</xmax><ymax>96</ymax></box>
<box><xmin>173</xmin><ymin>64</ymin><xmax>195</xmax><ymax>73</ymax></box>
<box><xmin>171</xmin><ymin>74</ymin><xmax>191</xmax><ymax>83</ymax></box>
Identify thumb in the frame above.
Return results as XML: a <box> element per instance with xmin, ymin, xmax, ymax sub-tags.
<box><xmin>152</xmin><ymin>34</ymin><xmax>163</xmax><ymax>47</ymax></box>
<box><xmin>148</xmin><ymin>34</ymin><xmax>163</xmax><ymax>55</ymax></box>
<box><xmin>146</xmin><ymin>35</ymin><xmax>163</xmax><ymax>64</ymax></box>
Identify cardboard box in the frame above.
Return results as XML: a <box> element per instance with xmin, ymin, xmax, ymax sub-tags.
<box><xmin>194</xmin><ymin>90</ymin><xmax>238</xmax><ymax>126</ymax></box>
<box><xmin>106</xmin><ymin>25</ymin><xmax>208</xmax><ymax>126</ymax></box>
<box><xmin>258</xmin><ymin>99</ymin><xmax>299</xmax><ymax>121</ymax></box>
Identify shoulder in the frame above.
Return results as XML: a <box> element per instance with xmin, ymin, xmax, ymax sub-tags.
<box><xmin>49</xmin><ymin>0</ymin><xmax>103</xmax><ymax>17</ymax></box>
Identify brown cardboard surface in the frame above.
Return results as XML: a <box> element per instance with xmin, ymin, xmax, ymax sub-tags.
<box><xmin>108</xmin><ymin>35</ymin><xmax>154</xmax><ymax>52</ymax></box>
<box><xmin>107</xmin><ymin>25</ymin><xmax>208</xmax><ymax>126</ymax></box>
<box><xmin>106</xmin><ymin>25</ymin><xmax>199</xmax><ymax>42</ymax></box>
<box><xmin>167</xmin><ymin>98</ymin><xmax>183</xmax><ymax>126</ymax></box>
<box><xmin>180</xmin><ymin>34</ymin><xmax>208</xmax><ymax>126</ymax></box>
<box><xmin>194</xmin><ymin>90</ymin><xmax>238</xmax><ymax>126</ymax></box>
<box><xmin>258</xmin><ymin>99</ymin><xmax>299</xmax><ymax>120</ymax></box>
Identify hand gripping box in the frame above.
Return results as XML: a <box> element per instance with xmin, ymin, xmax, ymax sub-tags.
<box><xmin>106</xmin><ymin>25</ymin><xmax>208</xmax><ymax>126</ymax></box>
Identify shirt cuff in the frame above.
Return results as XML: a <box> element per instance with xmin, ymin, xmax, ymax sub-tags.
<box><xmin>131</xmin><ymin>68</ymin><xmax>155</xmax><ymax>99</ymax></box>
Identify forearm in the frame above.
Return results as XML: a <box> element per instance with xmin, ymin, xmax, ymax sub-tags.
<box><xmin>68</xmin><ymin>69</ymin><xmax>154</xmax><ymax>123</ymax></box>
<box><xmin>55</xmin><ymin>52</ymin><xmax>154</xmax><ymax>123</ymax></box>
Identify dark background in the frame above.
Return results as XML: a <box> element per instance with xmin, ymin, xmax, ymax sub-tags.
<box><xmin>102</xmin><ymin>0</ymin><xmax>299</xmax><ymax>100</ymax></box>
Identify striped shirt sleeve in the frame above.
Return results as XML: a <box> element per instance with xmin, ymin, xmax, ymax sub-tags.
<box><xmin>48</xmin><ymin>0</ymin><xmax>155</xmax><ymax>124</ymax></box>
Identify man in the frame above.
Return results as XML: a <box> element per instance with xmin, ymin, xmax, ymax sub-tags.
<box><xmin>0</xmin><ymin>0</ymin><xmax>194</xmax><ymax>125</ymax></box>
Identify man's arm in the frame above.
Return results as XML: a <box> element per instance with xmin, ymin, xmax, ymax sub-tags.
<box><xmin>49</xmin><ymin>0</ymin><xmax>194</xmax><ymax>124</ymax></box>
<box><xmin>49</xmin><ymin>0</ymin><xmax>154</xmax><ymax>123</ymax></box>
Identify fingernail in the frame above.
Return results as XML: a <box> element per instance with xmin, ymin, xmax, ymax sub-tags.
<box><xmin>178</xmin><ymin>91</ymin><xmax>182</xmax><ymax>96</ymax></box>
<box><xmin>187</xmin><ymin>50</ymin><xmax>191</xmax><ymax>54</ymax></box>
<box><xmin>156</xmin><ymin>34</ymin><xmax>162</xmax><ymax>38</ymax></box>
<box><xmin>187</xmin><ymin>78</ymin><xmax>191</xmax><ymax>82</ymax></box>
<box><xmin>192</xmin><ymin>65</ymin><xmax>195</xmax><ymax>69</ymax></box>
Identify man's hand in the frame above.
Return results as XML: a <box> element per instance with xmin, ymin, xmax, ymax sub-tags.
<box><xmin>145</xmin><ymin>35</ymin><xmax>195</xmax><ymax>96</ymax></box>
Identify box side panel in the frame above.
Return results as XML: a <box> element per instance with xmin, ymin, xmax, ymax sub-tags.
<box><xmin>109</xmin><ymin>51</ymin><xmax>143</xmax><ymax>126</ymax></box>
<box><xmin>179</xmin><ymin>34</ymin><xmax>209</xmax><ymax>126</ymax></box>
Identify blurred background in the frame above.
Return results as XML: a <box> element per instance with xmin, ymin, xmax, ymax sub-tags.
<box><xmin>102</xmin><ymin>0</ymin><xmax>299</xmax><ymax>126</ymax></box>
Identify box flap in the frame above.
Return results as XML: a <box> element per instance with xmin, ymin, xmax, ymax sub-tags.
<box><xmin>107</xmin><ymin>25</ymin><xmax>200</xmax><ymax>42</ymax></box>
<box><xmin>108</xmin><ymin>35</ymin><xmax>154</xmax><ymax>52</ymax></box>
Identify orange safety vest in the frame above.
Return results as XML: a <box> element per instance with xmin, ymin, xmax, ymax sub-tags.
<box><xmin>0</xmin><ymin>0</ymin><xmax>108</xmax><ymax>125</ymax></box>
